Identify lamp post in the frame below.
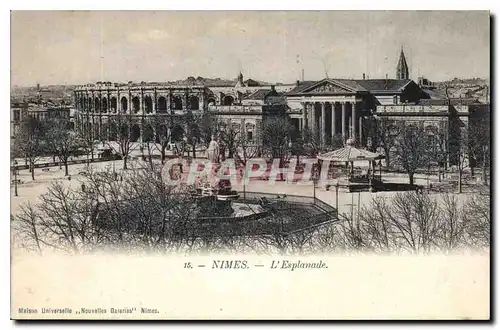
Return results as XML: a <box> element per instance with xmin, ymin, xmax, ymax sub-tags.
<box><xmin>13</xmin><ymin>160</ymin><xmax>18</xmax><ymax>197</ymax></box>
<box><xmin>312</xmin><ymin>164</ymin><xmax>318</xmax><ymax>205</ymax></box>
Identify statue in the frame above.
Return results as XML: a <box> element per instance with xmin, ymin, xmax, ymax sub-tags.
<box><xmin>206</xmin><ymin>135</ymin><xmax>220</xmax><ymax>165</ymax></box>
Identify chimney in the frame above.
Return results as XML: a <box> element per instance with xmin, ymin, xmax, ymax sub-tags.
<box><xmin>296</xmin><ymin>80</ymin><xmax>300</xmax><ymax>88</ymax></box>
<box><xmin>362</xmin><ymin>73</ymin><xmax>366</xmax><ymax>80</ymax></box>
<box><xmin>271</xmin><ymin>85</ymin><xmax>276</xmax><ymax>92</ymax></box>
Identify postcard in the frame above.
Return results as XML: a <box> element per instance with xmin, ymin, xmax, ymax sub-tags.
<box><xmin>10</xmin><ymin>10</ymin><xmax>490</xmax><ymax>320</ymax></box>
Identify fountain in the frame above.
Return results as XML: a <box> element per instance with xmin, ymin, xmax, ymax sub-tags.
<box><xmin>199</xmin><ymin>135</ymin><xmax>239</xmax><ymax>201</ymax></box>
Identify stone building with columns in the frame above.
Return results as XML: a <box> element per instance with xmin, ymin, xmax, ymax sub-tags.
<box><xmin>74</xmin><ymin>82</ymin><xmax>209</xmax><ymax>144</ymax></box>
<box><xmin>285</xmin><ymin>47</ymin><xmax>434</xmax><ymax>147</ymax></box>
<box><xmin>285</xmin><ymin>76</ymin><xmax>429</xmax><ymax>147</ymax></box>
<box><xmin>73</xmin><ymin>73</ymin><xmax>294</xmax><ymax>144</ymax></box>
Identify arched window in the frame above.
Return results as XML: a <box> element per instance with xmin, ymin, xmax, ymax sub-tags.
<box><xmin>189</xmin><ymin>96</ymin><xmax>199</xmax><ymax>110</ymax></box>
<box><xmin>144</xmin><ymin>96</ymin><xmax>153</xmax><ymax>114</ymax></box>
<box><xmin>223</xmin><ymin>95</ymin><xmax>234</xmax><ymax>106</ymax></box>
<box><xmin>172</xmin><ymin>96</ymin><xmax>183</xmax><ymax>110</ymax></box>
<box><xmin>132</xmin><ymin>96</ymin><xmax>140</xmax><ymax>113</ymax></box>
<box><xmin>121</xmin><ymin>97</ymin><xmax>128</xmax><ymax>112</ymax></box>
<box><xmin>110</xmin><ymin>97</ymin><xmax>117</xmax><ymax>113</ymax></box>
<box><xmin>101</xmin><ymin>98</ymin><xmax>108</xmax><ymax>113</ymax></box>
<box><xmin>157</xmin><ymin>96</ymin><xmax>167</xmax><ymax>112</ymax></box>
<box><xmin>95</xmin><ymin>98</ymin><xmax>100</xmax><ymax>113</ymax></box>
<box><xmin>207</xmin><ymin>97</ymin><xmax>216</xmax><ymax>106</ymax></box>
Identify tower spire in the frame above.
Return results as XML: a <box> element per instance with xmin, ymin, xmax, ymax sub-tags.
<box><xmin>396</xmin><ymin>46</ymin><xmax>409</xmax><ymax>80</ymax></box>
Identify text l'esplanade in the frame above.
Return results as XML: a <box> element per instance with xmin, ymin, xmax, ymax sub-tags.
<box><xmin>271</xmin><ymin>260</ymin><xmax>328</xmax><ymax>271</ymax></box>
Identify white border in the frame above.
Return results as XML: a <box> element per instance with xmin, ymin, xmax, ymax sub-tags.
<box><xmin>3</xmin><ymin>1</ymin><xmax>497</xmax><ymax>328</ymax></box>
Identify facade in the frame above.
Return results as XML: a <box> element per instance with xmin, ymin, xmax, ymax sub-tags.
<box><xmin>285</xmin><ymin>77</ymin><xmax>429</xmax><ymax>147</ymax></box>
<box><xmin>73</xmin><ymin>74</ymin><xmax>294</xmax><ymax>144</ymax></box>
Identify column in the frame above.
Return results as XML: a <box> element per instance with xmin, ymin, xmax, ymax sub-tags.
<box><xmin>341</xmin><ymin>102</ymin><xmax>346</xmax><ymax>140</ymax></box>
<box><xmin>116</xmin><ymin>90</ymin><xmax>120</xmax><ymax>113</ymax></box>
<box><xmin>184</xmin><ymin>92</ymin><xmax>188</xmax><ymax>111</ymax></box>
<box><xmin>153</xmin><ymin>89</ymin><xmax>157</xmax><ymax>114</ymax></box>
<box><xmin>311</xmin><ymin>103</ymin><xmax>316</xmax><ymax>135</ymax></box>
<box><xmin>359</xmin><ymin>116</ymin><xmax>363</xmax><ymax>147</ymax></box>
<box><xmin>302</xmin><ymin>102</ymin><xmax>307</xmax><ymax>129</ymax></box>
<box><xmin>199</xmin><ymin>93</ymin><xmax>205</xmax><ymax>112</ymax></box>
<box><xmin>331</xmin><ymin>102</ymin><xmax>336</xmax><ymax>139</ymax></box>
<box><xmin>321</xmin><ymin>102</ymin><xmax>326</xmax><ymax>145</ymax></box>
<box><xmin>351</xmin><ymin>102</ymin><xmax>357</xmax><ymax>142</ymax></box>
<box><xmin>140</xmin><ymin>89</ymin><xmax>144</xmax><ymax>114</ymax></box>
<box><xmin>107</xmin><ymin>91</ymin><xmax>111</xmax><ymax>114</ymax></box>
<box><xmin>128</xmin><ymin>91</ymin><xmax>132</xmax><ymax>114</ymax></box>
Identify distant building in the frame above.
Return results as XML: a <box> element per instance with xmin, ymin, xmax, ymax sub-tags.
<box><xmin>417</xmin><ymin>77</ymin><xmax>436</xmax><ymax>90</ymax></box>
<box><xmin>10</xmin><ymin>101</ymin><xmax>29</xmax><ymax>137</ymax></box>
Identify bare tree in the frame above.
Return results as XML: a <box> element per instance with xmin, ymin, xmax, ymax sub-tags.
<box><xmin>12</xmin><ymin>203</ymin><xmax>44</xmax><ymax>254</ymax></box>
<box><xmin>463</xmin><ymin>193</ymin><xmax>490</xmax><ymax>248</ymax></box>
<box><xmin>106</xmin><ymin>113</ymin><xmax>137</xmax><ymax>170</ymax></box>
<box><xmin>261</xmin><ymin>117</ymin><xmax>293</xmax><ymax>181</ymax></box>
<box><xmin>300</xmin><ymin>126</ymin><xmax>322</xmax><ymax>157</ymax></box>
<box><xmin>12</xmin><ymin>116</ymin><xmax>48</xmax><ymax>180</ymax></box>
<box><xmin>393</xmin><ymin>124</ymin><xmax>432</xmax><ymax>185</ymax></box>
<box><xmin>45</xmin><ymin>118</ymin><xmax>83</xmax><ymax>176</ymax></box>
<box><xmin>219</xmin><ymin>123</ymin><xmax>240</xmax><ymax>159</ymax></box>
<box><xmin>235</xmin><ymin>133</ymin><xmax>261</xmax><ymax>169</ymax></box>
<box><xmin>426</xmin><ymin>124</ymin><xmax>448</xmax><ymax>181</ymax></box>
<box><xmin>183</xmin><ymin>112</ymin><xmax>204</xmax><ymax>159</ymax></box>
<box><xmin>78</xmin><ymin>126</ymin><xmax>97</xmax><ymax>166</ymax></box>
<box><xmin>439</xmin><ymin>193</ymin><xmax>467</xmax><ymax>251</ymax></box>
<box><xmin>468</xmin><ymin>114</ymin><xmax>490</xmax><ymax>185</ymax></box>
<box><xmin>374</xmin><ymin>117</ymin><xmax>400</xmax><ymax>168</ymax></box>
<box><xmin>147</xmin><ymin>115</ymin><xmax>173</xmax><ymax>164</ymax></box>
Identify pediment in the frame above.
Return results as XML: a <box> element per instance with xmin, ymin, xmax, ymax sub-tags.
<box><xmin>302</xmin><ymin>80</ymin><xmax>354</xmax><ymax>94</ymax></box>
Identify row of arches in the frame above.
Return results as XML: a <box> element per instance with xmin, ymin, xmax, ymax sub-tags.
<box><xmin>76</xmin><ymin>95</ymin><xmax>202</xmax><ymax>114</ymax></box>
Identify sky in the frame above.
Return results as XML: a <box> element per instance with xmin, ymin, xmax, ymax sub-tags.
<box><xmin>11</xmin><ymin>11</ymin><xmax>490</xmax><ymax>86</ymax></box>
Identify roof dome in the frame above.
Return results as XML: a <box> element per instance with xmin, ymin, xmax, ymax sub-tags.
<box><xmin>345</xmin><ymin>138</ymin><xmax>356</xmax><ymax>146</ymax></box>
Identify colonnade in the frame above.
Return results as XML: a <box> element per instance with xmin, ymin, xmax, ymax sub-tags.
<box><xmin>301</xmin><ymin>101</ymin><xmax>363</xmax><ymax>145</ymax></box>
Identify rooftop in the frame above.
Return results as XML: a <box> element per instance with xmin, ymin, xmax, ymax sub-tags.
<box><xmin>287</xmin><ymin>78</ymin><xmax>413</xmax><ymax>95</ymax></box>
